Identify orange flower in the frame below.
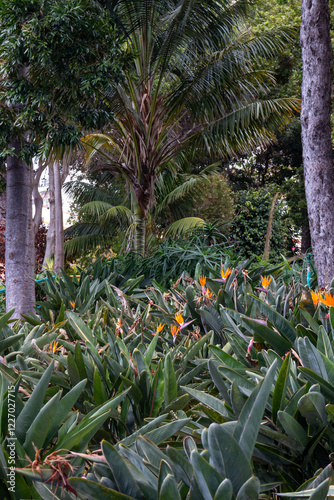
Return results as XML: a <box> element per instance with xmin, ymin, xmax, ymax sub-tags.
<box><xmin>311</xmin><ymin>290</ymin><xmax>322</xmax><ymax>306</ymax></box>
<box><xmin>115</xmin><ymin>317</ymin><xmax>124</xmax><ymax>336</ymax></box>
<box><xmin>320</xmin><ymin>291</ymin><xmax>334</xmax><ymax>308</ymax></box>
<box><xmin>204</xmin><ymin>288</ymin><xmax>214</xmax><ymax>300</ymax></box>
<box><xmin>49</xmin><ymin>341</ymin><xmax>61</xmax><ymax>353</ymax></box>
<box><xmin>170</xmin><ymin>324</ymin><xmax>179</xmax><ymax>342</ymax></box>
<box><xmin>199</xmin><ymin>275</ymin><xmax>206</xmax><ymax>287</ymax></box>
<box><xmin>70</xmin><ymin>300</ymin><xmax>75</xmax><ymax>309</ymax></box>
<box><xmin>174</xmin><ymin>312</ymin><xmax>195</xmax><ymax>330</ymax></box>
<box><xmin>175</xmin><ymin>313</ymin><xmax>184</xmax><ymax>325</ymax></box>
<box><xmin>156</xmin><ymin>323</ymin><xmax>165</xmax><ymax>334</ymax></box>
<box><xmin>260</xmin><ymin>276</ymin><xmax>272</xmax><ymax>288</ymax></box>
<box><xmin>221</xmin><ymin>268</ymin><xmax>232</xmax><ymax>280</ymax></box>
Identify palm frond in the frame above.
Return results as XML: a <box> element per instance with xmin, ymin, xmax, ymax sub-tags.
<box><xmin>78</xmin><ymin>201</ymin><xmax>114</xmax><ymax>218</ymax></box>
<box><xmin>99</xmin><ymin>205</ymin><xmax>134</xmax><ymax>227</ymax></box>
<box><xmin>64</xmin><ymin>234</ymin><xmax>112</xmax><ymax>258</ymax></box>
<box><xmin>165</xmin><ymin>216</ymin><xmax>206</xmax><ymax>238</ymax></box>
<box><xmin>156</xmin><ymin>162</ymin><xmax>220</xmax><ymax>214</ymax></box>
<box><xmin>196</xmin><ymin>97</ymin><xmax>301</xmax><ymax>157</ymax></box>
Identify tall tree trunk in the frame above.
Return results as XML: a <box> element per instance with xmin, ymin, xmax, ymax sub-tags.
<box><xmin>5</xmin><ymin>138</ymin><xmax>35</xmax><ymax>316</ymax></box>
<box><xmin>263</xmin><ymin>192</ymin><xmax>279</xmax><ymax>261</ymax></box>
<box><xmin>33</xmin><ymin>159</ymin><xmax>46</xmax><ymax>235</ymax></box>
<box><xmin>43</xmin><ymin>164</ymin><xmax>55</xmax><ymax>267</ymax></box>
<box><xmin>301</xmin><ymin>0</ymin><xmax>334</xmax><ymax>287</ymax></box>
<box><xmin>133</xmin><ymin>200</ymin><xmax>146</xmax><ymax>255</ymax></box>
<box><xmin>54</xmin><ymin>161</ymin><xmax>64</xmax><ymax>272</ymax></box>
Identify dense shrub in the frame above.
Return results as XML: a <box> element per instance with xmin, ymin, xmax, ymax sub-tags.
<box><xmin>232</xmin><ymin>188</ymin><xmax>292</xmax><ymax>260</ymax></box>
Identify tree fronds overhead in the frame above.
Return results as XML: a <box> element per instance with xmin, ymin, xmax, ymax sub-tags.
<box><xmin>165</xmin><ymin>217</ymin><xmax>206</xmax><ymax>239</ymax></box>
<box><xmin>78</xmin><ymin>0</ymin><xmax>299</xmax><ymax>253</ymax></box>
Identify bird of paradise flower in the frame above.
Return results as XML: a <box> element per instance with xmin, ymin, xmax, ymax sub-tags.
<box><xmin>213</xmin><ymin>267</ymin><xmax>232</xmax><ymax>283</ymax></box>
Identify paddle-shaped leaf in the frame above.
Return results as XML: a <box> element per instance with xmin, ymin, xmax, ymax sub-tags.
<box><xmin>233</xmin><ymin>360</ymin><xmax>277</xmax><ymax>461</ymax></box>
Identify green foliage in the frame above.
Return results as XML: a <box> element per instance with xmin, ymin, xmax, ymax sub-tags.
<box><xmin>0</xmin><ymin>0</ymin><xmax>125</xmax><ymax>155</ymax></box>
<box><xmin>2</xmin><ymin>253</ymin><xmax>334</xmax><ymax>498</ymax></box>
<box><xmin>191</xmin><ymin>174</ymin><xmax>234</xmax><ymax>225</ymax></box>
<box><xmin>232</xmin><ymin>188</ymin><xmax>290</xmax><ymax>260</ymax></box>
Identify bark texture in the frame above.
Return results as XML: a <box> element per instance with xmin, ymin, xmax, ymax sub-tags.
<box><xmin>301</xmin><ymin>0</ymin><xmax>334</xmax><ymax>286</ymax></box>
<box><xmin>33</xmin><ymin>160</ymin><xmax>46</xmax><ymax>235</ymax></box>
<box><xmin>54</xmin><ymin>161</ymin><xmax>64</xmax><ymax>272</ymax></box>
<box><xmin>5</xmin><ymin>139</ymin><xmax>35</xmax><ymax>316</ymax></box>
<box><xmin>43</xmin><ymin>164</ymin><xmax>55</xmax><ymax>267</ymax></box>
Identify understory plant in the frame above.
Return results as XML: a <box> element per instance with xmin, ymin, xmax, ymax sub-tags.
<box><xmin>0</xmin><ymin>254</ymin><xmax>333</xmax><ymax>498</ymax></box>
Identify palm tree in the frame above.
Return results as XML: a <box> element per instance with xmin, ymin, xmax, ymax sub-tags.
<box><xmin>82</xmin><ymin>0</ymin><xmax>299</xmax><ymax>254</ymax></box>
<box><xmin>63</xmin><ymin>163</ymin><xmax>218</xmax><ymax>257</ymax></box>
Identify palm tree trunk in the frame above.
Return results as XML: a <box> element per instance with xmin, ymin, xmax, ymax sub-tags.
<box><xmin>133</xmin><ymin>201</ymin><xmax>146</xmax><ymax>255</ymax></box>
<box><xmin>5</xmin><ymin>138</ymin><xmax>35</xmax><ymax>316</ymax></box>
<box><xmin>301</xmin><ymin>0</ymin><xmax>334</xmax><ymax>286</ymax></box>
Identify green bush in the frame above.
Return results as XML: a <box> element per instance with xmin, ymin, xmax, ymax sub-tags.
<box><xmin>232</xmin><ymin>188</ymin><xmax>291</xmax><ymax>260</ymax></box>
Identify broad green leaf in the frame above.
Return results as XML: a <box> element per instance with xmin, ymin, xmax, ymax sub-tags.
<box><xmin>242</xmin><ymin>317</ymin><xmax>292</xmax><ymax>355</ymax></box>
<box><xmin>230</xmin><ymin>380</ymin><xmax>246</xmax><ymax>416</ymax></box>
<box><xmin>158</xmin><ymin>460</ymin><xmax>173</xmax><ymax>495</ymax></box>
<box><xmin>236</xmin><ymin>476</ymin><xmax>260</xmax><ymax>500</ymax></box>
<box><xmin>164</xmin><ymin>353</ymin><xmax>177</xmax><ymax>407</ymax></box>
<box><xmin>15</xmin><ymin>362</ymin><xmax>54</xmax><ymax>444</ymax></box>
<box><xmin>166</xmin><ymin>447</ymin><xmax>193</xmax><ymax>487</ymax></box>
<box><xmin>94</xmin><ymin>368</ymin><xmax>107</xmax><ymax>405</ymax></box>
<box><xmin>102</xmin><ymin>440</ymin><xmax>143</xmax><ymax>498</ymax></box>
<box><xmin>58</xmin><ymin>390</ymin><xmax>130</xmax><ymax>451</ymax></box>
<box><xmin>66</xmin><ymin>311</ymin><xmax>96</xmax><ymax>346</ymax></box>
<box><xmin>214</xmin><ymin>479</ymin><xmax>233</xmax><ymax>500</ymax></box>
<box><xmin>277</xmin><ymin>479</ymin><xmax>331</xmax><ymax>498</ymax></box>
<box><xmin>145</xmin><ymin>334</ymin><xmax>159</xmax><ymax>365</ymax></box>
<box><xmin>208</xmin><ymin>423</ymin><xmax>252</xmax><ymax>494</ymax></box>
<box><xmin>248</xmin><ymin>294</ymin><xmax>296</xmax><ymax>343</ymax></box>
<box><xmin>300</xmin><ymin>309</ymin><xmax>320</xmax><ymax>334</ymax></box>
<box><xmin>150</xmin><ymin>361</ymin><xmax>165</xmax><ymax>417</ymax></box>
<box><xmin>182</xmin><ymin>386</ymin><xmax>228</xmax><ymax>417</ymax></box>
<box><xmin>298</xmin><ymin>338</ymin><xmax>328</xmax><ymax>381</ymax></box>
<box><xmin>159</xmin><ymin>474</ymin><xmax>181</xmax><ymax>500</ymax></box>
<box><xmin>144</xmin><ymin>418</ymin><xmax>190</xmax><ymax>445</ymax></box>
<box><xmin>209</xmin><ymin>345</ymin><xmax>246</xmax><ymax>370</ymax></box>
<box><xmin>298</xmin><ymin>392</ymin><xmax>327</xmax><ymax>426</ymax></box>
<box><xmin>118</xmin><ymin>415</ymin><xmax>167</xmax><ymax>448</ymax></box>
<box><xmin>317</xmin><ymin>327</ymin><xmax>334</xmax><ymax>362</ymax></box>
<box><xmin>190</xmin><ymin>450</ymin><xmax>223</xmax><ymax>499</ymax></box>
<box><xmin>181</xmin><ymin>333</ymin><xmax>211</xmax><ymax>368</ymax></box>
<box><xmin>298</xmin><ymin>367</ymin><xmax>334</xmax><ymax>400</ymax></box>
<box><xmin>136</xmin><ymin>435</ymin><xmax>171</xmax><ymax>467</ymax></box>
<box><xmin>67</xmin><ymin>352</ymin><xmax>81</xmax><ymax>386</ymax></box>
<box><xmin>277</xmin><ymin>411</ymin><xmax>308</xmax><ymax>448</ymax></box>
<box><xmin>208</xmin><ymin>360</ymin><xmax>230</xmax><ymax>403</ymax></box>
<box><xmin>0</xmin><ymin>333</ymin><xmax>25</xmax><ymax>353</ymax></box>
<box><xmin>74</xmin><ymin>341</ymin><xmax>88</xmax><ymax>380</ymax></box>
<box><xmin>272</xmin><ymin>353</ymin><xmax>291</xmax><ymax>423</ymax></box>
<box><xmin>233</xmin><ymin>360</ymin><xmax>277</xmax><ymax>461</ymax></box>
<box><xmin>119</xmin><ymin>444</ymin><xmax>158</xmax><ymax>487</ymax></box>
<box><xmin>68</xmin><ymin>478</ymin><xmax>133</xmax><ymax>499</ymax></box>
<box><xmin>23</xmin><ymin>391</ymin><xmax>61</xmax><ymax>458</ymax></box>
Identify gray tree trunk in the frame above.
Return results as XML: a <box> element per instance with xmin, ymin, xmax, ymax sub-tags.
<box><xmin>43</xmin><ymin>165</ymin><xmax>55</xmax><ymax>267</ymax></box>
<box><xmin>54</xmin><ymin>161</ymin><xmax>64</xmax><ymax>273</ymax></box>
<box><xmin>301</xmin><ymin>0</ymin><xmax>334</xmax><ymax>287</ymax></box>
<box><xmin>33</xmin><ymin>160</ymin><xmax>46</xmax><ymax>235</ymax></box>
<box><xmin>5</xmin><ymin>138</ymin><xmax>35</xmax><ymax>317</ymax></box>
